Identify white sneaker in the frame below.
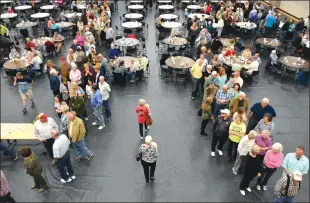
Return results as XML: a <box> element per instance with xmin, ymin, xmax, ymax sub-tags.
<box><xmin>240</xmin><ymin>190</ymin><xmax>245</xmax><ymax>195</ymax></box>
<box><xmin>263</xmin><ymin>186</ymin><xmax>267</xmax><ymax>191</ymax></box>
<box><xmin>71</xmin><ymin>175</ymin><xmax>76</xmax><ymax>180</ymax></box>
<box><xmin>211</xmin><ymin>151</ymin><xmax>215</xmax><ymax>156</ymax></box>
<box><xmin>246</xmin><ymin>187</ymin><xmax>251</xmax><ymax>192</ymax></box>
<box><xmin>98</xmin><ymin>125</ymin><xmax>105</xmax><ymax>130</ymax></box>
<box><xmin>61</xmin><ymin>178</ymin><xmax>72</xmax><ymax>183</ymax></box>
<box><xmin>232</xmin><ymin>167</ymin><xmax>237</xmax><ymax>175</ymax></box>
<box><xmin>145</xmin><ymin>126</ymin><xmax>150</xmax><ymax>132</ymax></box>
<box><xmin>85</xmin><ymin>117</ymin><xmax>88</xmax><ymax>121</ymax></box>
<box><xmin>92</xmin><ymin>122</ymin><xmax>98</xmax><ymax>126</ymax></box>
<box><xmin>256</xmin><ymin>185</ymin><xmax>261</xmax><ymax>191</ymax></box>
<box><xmin>217</xmin><ymin>149</ymin><xmax>223</xmax><ymax>156</ymax></box>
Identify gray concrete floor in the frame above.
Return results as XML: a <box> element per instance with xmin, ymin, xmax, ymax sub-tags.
<box><xmin>1</xmin><ymin>2</ymin><xmax>309</xmax><ymax>202</ymax></box>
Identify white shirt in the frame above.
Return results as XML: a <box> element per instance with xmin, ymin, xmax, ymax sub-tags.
<box><xmin>237</xmin><ymin>135</ymin><xmax>255</xmax><ymax>156</ymax></box>
<box><xmin>86</xmin><ymin>84</ymin><xmax>93</xmax><ymax>98</ymax></box>
<box><xmin>234</xmin><ymin>76</ymin><xmax>243</xmax><ymax>87</ymax></box>
<box><xmin>244</xmin><ymin>60</ymin><xmax>259</xmax><ymax>74</ymax></box>
<box><xmin>31</xmin><ymin>56</ymin><xmax>43</xmax><ymax>70</ymax></box>
<box><xmin>302</xmin><ymin>35</ymin><xmax>309</xmax><ymax>48</ymax></box>
<box><xmin>98</xmin><ymin>81</ymin><xmax>111</xmax><ymax>101</ymax></box>
<box><xmin>53</xmin><ymin>134</ymin><xmax>70</xmax><ymax>158</ymax></box>
<box><xmin>106</xmin><ymin>28</ymin><xmax>115</xmax><ymax>40</ymax></box>
<box><xmin>34</xmin><ymin>117</ymin><xmax>58</xmax><ymax>141</ymax></box>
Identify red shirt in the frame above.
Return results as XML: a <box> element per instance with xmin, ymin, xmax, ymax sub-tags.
<box><xmin>8</xmin><ymin>9</ymin><xmax>14</xmax><ymax>14</ymax></box>
<box><xmin>25</xmin><ymin>41</ymin><xmax>36</xmax><ymax>50</ymax></box>
<box><xmin>136</xmin><ymin>105</ymin><xmax>150</xmax><ymax>124</ymax></box>
<box><xmin>205</xmin><ymin>5</ymin><xmax>211</xmax><ymax>14</ymax></box>
<box><xmin>128</xmin><ymin>34</ymin><xmax>136</xmax><ymax>39</ymax></box>
<box><xmin>225</xmin><ymin>49</ymin><xmax>235</xmax><ymax>56</ymax></box>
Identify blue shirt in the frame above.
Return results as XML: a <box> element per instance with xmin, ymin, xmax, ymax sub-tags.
<box><xmin>215</xmin><ymin>89</ymin><xmax>232</xmax><ymax>103</ymax></box>
<box><xmin>282</xmin><ymin>153</ymin><xmax>309</xmax><ymax>175</ymax></box>
<box><xmin>51</xmin><ymin>24</ymin><xmax>61</xmax><ymax>33</ymax></box>
<box><xmin>91</xmin><ymin>90</ymin><xmax>102</xmax><ymax>108</ymax></box>
<box><xmin>250</xmin><ymin>103</ymin><xmax>276</xmax><ymax>120</ymax></box>
<box><xmin>265</xmin><ymin>15</ymin><xmax>276</xmax><ymax>28</ymax></box>
<box><xmin>107</xmin><ymin>48</ymin><xmax>119</xmax><ymax>59</ymax></box>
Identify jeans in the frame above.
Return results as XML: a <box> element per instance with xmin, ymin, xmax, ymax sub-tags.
<box><xmin>200</xmin><ymin>119</ymin><xmax>209</xmax><ymax>133</ymax></box>
<box><xmin>56</xmin><ymin>151</ymin><xmax>74</xmax><ymax>181</ymax></box>
<box><xmin>72</xmin><ymin>139</ymin><xmax>92</xmax><ymax>158</ymax></box>
<box><xmin>93</xmin><ymin>105</ymin><xmax>105</xmax><ymax>125</ymax></box>
<box><xmin>228</xmin><ymin>139</ymin><xmax>239</xmax><ymax>161</ymax></box>
<box><xmin>102</xmin><ymin>100</ymin><xmax>111</xmax><ymax>118</ymax></box>
<box><xmin>233</xmin><ymin>153</ymin><xmax>246</xmax><ymax>172</ymax></box>
<box><xmin>43</xmin><ymin>138</ymin><xmax>55</xmax><ymax>159</ymax></box>
<box><xmin>211</xmin><ymin>133</ymin><xmax>227</xmax><ymax>152</ymax></box>
<box><xmin>257</xmin><ymin>165</ymin><xmax>277</xmax><ymax>186</ymax></box>
<box><xmin>141</xmin><ymin>160</ymin><xmax>156</xmax><ymax>182</ymax></box>
<box><xmin>139</xmin><ymin>123</ymin><xmax>147</xmax><ymax>137</ymax></box>
<box><xmin>0</xmin><ymin>143</ymin><xmax>16</xmax><ymax>157</ymax></box>
<box><xmin>274</xmin><ymin>196</ymin><xmax>294</xmax><ymax>203</ymax></box>
<box><xmin>191</xmin><ymin>78</ymin><xmax>202</xmax><ymax>98</ymax></box>
<box><xmin>213</xmin><ymin>102</ymin><xmax>228</xmax><ymax>118</ymax></box>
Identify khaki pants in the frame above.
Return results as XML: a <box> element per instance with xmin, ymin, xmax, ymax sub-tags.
<box><xmin>20</xmin><ymin>89</ymin><xmax>33</xmax><ymax>101</ymax></box>
<box><xmin>95</xmin><ymin>30</ymin><xmax>102</xmax><ymax>46</ymax></box>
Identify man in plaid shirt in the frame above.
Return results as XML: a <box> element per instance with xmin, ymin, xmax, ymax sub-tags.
<box><xmin>214</xmin><ymin>85</ymin><xmax>232</xmax><ymax>118</ymax></box>
<box><xmin>0</xmin><ymin>170</ymin><xmax>16</xmax><ymax>203</ymax></box>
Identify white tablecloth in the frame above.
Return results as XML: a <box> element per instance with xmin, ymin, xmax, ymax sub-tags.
<box><xmin>157</xmin><ymin>0</ymin><xmax>172</xmax><ymax>3</ymax></box>
<box><xmin>130</xmin><ymin>0</ymin><xmax>143</xmax><ymax>2</ymax></box>
<box><xmin>115</xmin><ymin>38</ymin><xmax>140</xmax><ymax>46</ymax></box>
<box><xmin>0</xmin><ymin>0</ymin><xmax>13</xmax><ymax>4</ymax></box>
<box><xmin>187</xmin><ymin>5</ymin><xmax>203</xmax><ymax>9</ymax></box>
<box><xmin>0</xmin><ymin>13</ymin><xmax>17</xmax><ymax>19</ymax></box>
<box><xmin>15</xmin><ymin>5</ymin><xmax>32</xmax><ymax>10</ymax></box>
<box><xmin>16</xmin><ymin>21</ymin><xmax>38</xmax><ymax>29</ymax></box>
<box><xmin>31</xmin><ymin>13</ymin><xmax>50</xmax><ymax>18</ymax></box>
<box><xmin>40</xmin><ymin>5</ymin><xmax>55</xmax><ymax>10</ymax></box>
<box><xmin>125</xmin><ymin>13</ymin><xmax>143</xmax><ymax>19</ymax></box>
<box><xmin>159</xmin><ymin>14</ymin><xmax>178</xmax><ymax>20</ymax></box>
<box><xmin>77</xmin><ymin>5</ymin><xmax>87</xmax><ymax>9</ymax></box>
<box><xmin>122</xmin><ymin>22</ymin><xmax>142</xmax><ymax>28</ymax></box>
<box><xmin>128</xmin><ymin>5</ymin><xmax>144</xmax><ymax>9</ymax></box>
<box><xmin>236</xmin><ymin>22</ymin><xmax>257</xmax><ymax>30</ymax></box>
<box><xmin>161</xmin><ymin>22</ymin><xmax>181</xmax><ymax>28</ymax></box>
<box><xmin>188</xmin><ymin>13</ymin><xmax>209</xmax><ymax>19</ymax></box>
<box><xmin>158</xmin><ymin>5</ymin><xmax>174</xmax><ymax>9</ymax></box>
<box><xmin>64</xmin><ymin>13</ymin><xmax>82</xmax><ymax>18</ymax></box>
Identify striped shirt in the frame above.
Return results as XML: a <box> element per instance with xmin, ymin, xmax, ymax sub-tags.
<box><xmin>274</xmin><ymin>175</ymin><xmax>301</xmax><ymax>197</ymax></box>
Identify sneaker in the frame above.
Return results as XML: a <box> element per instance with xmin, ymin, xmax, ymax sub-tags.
<box><xmin>37</xmin><ymin>187</ymin><xmax>48</xmax><ymax>192</ymax></box>
<box><xmin>246</xmin><ymin>187</ymin><xmax>251</xmax><ymax>192</ymax></box>
<box><xmin>150</xmin><ymin>177</ymin><xmax>155</xmax><ymax>181</ymax></box>
<box><xmin>200</xmin><ymin>132</ymin><xmax>208</xmax><ymax>136</ymax></box>
<box><xmin>263</xmin><ymin>186</ymin><xmax>267</xmax><ymax>191</ymax></box>
<box><xmin>71</xmin><ymin>175</ymin><xmax>76</xmax><ymax>180</ymax></box>
<box><xmin>240</xmin><ymin>190</ymin><xmax>245</xmax><ymax>195</ymax></box>
<box><xmin>31</xmin><ymin>185</ymin><xmax>39</xmax><ymax>189</ymax></box>
<box><xmin>140</xmin><ymin>137</ymin><xmax>143</xmax><ymax>140</ymax></box>
<box><xmin>22</xmin><ymin>108</ymin><xmax>27</xmax><ymax>113</ymax></box>
<box><xmin>145</xmin><ymin>126</ymin><xmax>150</xmax><ymax>132</ymax></box>
<box><xmin>86</xmin><ymin>152</ymin><xmax>94</xmax><ymax>160</ymax></box>
<box><xmin>232</xmin><ymin>167</ymin><xmax>237</xmax><ymax>175</ymax></box>
<box><xmin>98</xmin><ymin>125</ymin><xmax>105</xmax><ymax>130</ymax></box>
<box><xmin>211</xmin><ymin>151</ymin><xmax>215</xmax><ymax>156</ymax></box>
<box><xmin>31</xmin><ymin>103</ymin><xmax>35</xmax><ymax>108</ymax></box>
<box><xmin>191</xmin><ymin>97</ymin><xmax>195</xmax><ymax>100</ymax></box>
<box><xmin>75</xmin><ymin>156</ymin><xmax>82</xmax><ymax>162</ymax></box>
<box><xmin>256</xmin><ymin>185</ymin><xmax>261</xmax><ymax>191</ymax></box>
<box><xmin>92</xmin><ymin>122</ymin><xmax>98</xmax><ymax>126</ymax></box>
<box><xmin>14</xmin><ymin>154</ymin><xmax>18</xmax><ymax>161</ymax></box>
<box><xmin>85</xmin><ymin>117</ymin><xmax>88</xmax><ymax>121</ymax></box>
<box><xmin>217</xmin><ymin>149</ymin><xmax>223</xmax><ymax>156</ymax></box>
<box><xmin>60</xmin><ymin>178</ymin><xmax>72</xmax><ymax>183</ymax></box>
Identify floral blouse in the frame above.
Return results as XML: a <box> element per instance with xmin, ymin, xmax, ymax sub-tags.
<box><xmin>138</xmin><ymin>144</ymin><xmax>159</xmax><ymax>163</ymax></box>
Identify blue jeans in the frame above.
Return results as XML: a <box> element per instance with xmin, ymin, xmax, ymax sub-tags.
<box><xmin>274</xmin><ymin>196</ymin><xmax>294</xmax><ymax>203</ymax></box>
<box><xmin>102</xmin><ymin>100</ymin><xmax>111</xmax><ymax>118</ymax></box>
<box><xmin>72</xmin><ymin>139</ymin><xmax>92</xmax><ymax>158</ymax></box>
<box><xmin>93</xmin><ymin>105</ymin><xmax>105</xmax><ymax>125</ymax></box>
<box><xmin>128</xmin><ymin>71</ymin><xmax>136</xmax><ymax>81</ymax></box>
<box><xmin>0</xmin><ymin>143</ymin><xmax>16</xmax><ymax>157</ymax></box>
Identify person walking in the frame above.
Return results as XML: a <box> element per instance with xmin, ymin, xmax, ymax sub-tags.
<box><xmin>274</xmin><ymin>170</ymin><xmax>303</xmax><ymax>203</ymax></box>
<box><xmin>256</xmin><ymin>143</ymin><xmax>284</xmax><ymax>191</ymax></box>
<box><xmin>0</xmin><ymin>170</ymin><xmax>16</xmax><ymax>203</ymax></box>
<box><xmin>232</xmin><ymin>130</ymin><xmax>257</xmax><ymax>175</ymax></box>
<box><xmin>91</xmin><ymin>84</ymin><xmax>105</xmax><ymax>130</ymax></box>
<box><xmin>98</xmin><ymin>76</ymin><xmax>112</xmax><ymax>120</ymax></box>
<box><xmin>200</xmin><ymin>96</ymin><xmax>213</xmax><ymax>136</ymax></box>
<box><xmin>211</xmin><ymin>109</ymin><xmax>232</xmax><ymax>156</ymax></box>
<box><xmin>0</xmin><ymin>142</ymin><xmax>18</xmax><ymax>160</ymax></box>
<box><xmin>13</xmin><ymin>72</ymin><xmax>35</xmax><ymax>114</ymax></box>
<box><xmin>136</xmin><ymin>99</ymin><xmax>150</xmax><ymax>139</ymax></box>
<box><xmin>20</xmin><ymin>147</ymin><xmax>49</xmax><ymax>192</ymax></box>
<box><xmin>67</xmin><ymin>111</ymin><xmax>93</xmax><ymax>161</ymax></box>
<box><xmin>137</xmin><ymin>135</ymin><xmax>159</xmax><ymax>183</ymax></box>
<box><xmin>51</xmin><ymin>129</ymin><xmax>76</xmax><ymax>183</ymax></box>
<box><xmin>34</xmin><ymin>113</ymin><xmax>58</xmax><ymax>165</ymax></box>
<box><xmin>228</xmin><ymin>115</ymin><xmax>246</xmax><ymax>162</ymax></box>
<box><xmin>239</xmin><ymin>145</ymin><xmax>262</xmax><ymax>196</ymax></box>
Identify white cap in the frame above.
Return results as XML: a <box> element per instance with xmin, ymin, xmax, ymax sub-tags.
<box><xmin>211</xmin><ymin>71</ymin><xmax>217</xmax><ymax>76</ymax></box>
<box><xmin>293</xmin><ymin>170</ymin><xmax>303</xmax><ymax>181</ymax></box>
<box><xmin>220</xmin><ymin>109</ymin><xmax>230</xmax><ymax>116</ymax></box>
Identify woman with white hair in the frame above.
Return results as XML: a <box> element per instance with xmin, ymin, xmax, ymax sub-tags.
<box><xmin>256</xmin><ymin>142</ymin><xmax>283</xmax><ymax>191</ymax></box>
<box><xmin>136</xmin><ymin>99</ymin><xmax>151</xmax><ymax>139</ymax></box>
<box><xmin>69</xmin><ymin>62</ymin><xmax>82</xmax><ymax>85</ymax></box>
<box><xmin>137</xmin><ymin>135</ymin><xmax>159</xmax><ymax>183</ymax></box>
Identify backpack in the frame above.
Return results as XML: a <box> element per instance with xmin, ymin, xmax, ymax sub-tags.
<box><xmin>285</xmin><ymin>175</ymin><xmax>301</xmax><ymax>196</ymax></box>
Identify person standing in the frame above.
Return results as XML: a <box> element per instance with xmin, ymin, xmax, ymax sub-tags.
<box><xmin>254</xmin><ymin>113</ymin><xmax>275</xmax><ymax>140</ymax></box>
<box><xmin>20</xmin><ymin>148</ymin><xmax>49</xmax><ymax>192</ymax></box>
<box><xmin>190</xmin><ymin>59</ymin><xmax>204</xmax><ymax>100</ymax></box>
<box><xmin>228</xmin><ymin>115</ymin><xmax>246</xmax><ymax>162</ymax></box>
<box><xmin>49</xmin><ymin>70</ymin><xmax>61</xmax><ymax>96</ymax></box>
<box><xmin>211</xmin><ymin>109</ymin><xmax>232</xmax><ymax>156</ymax></box>
<box><xmin>69</xmin><ymin>89</ymin><xmax>86</xmax><ymax>123</ymax></box>
<box><xmin>200</xmin><ymin>96</ymin><xmax>213</xmax><ymax>136</ymax></box>
<box><xmin>213</xmin><ymin>85</ymin><xmax>232</xmax><ymax>118</ymax></box>
<box><xmin>282</xmin><ymin>146</ymin><xmax>309</xmax><ymax>177</ymax></box>
<box><xmin>274</xmin><ymin>170</ymin><xmax>303</xmax><ymax>203</ymax></box>
<box><xmin>136</xmin><ymin>99</ymin><xmax>150</xmax><ymax>139</ymax></box>
<box><xmin>232</xmin><ymin>130</ymin><xmax>257</xmax><ymax>175</ymax></box>
<box><xmin>229</xmin><ymin>92</ymin><xmax>249</xmax><ymax>115</ymax></box>
<box><xmin>256</xmin><ymin>143</ymin><xmax>284</xmax><ymax>191</ymax></box>
<box><xmin>98</xmin><ymin>76</ymin><xmax>112</xmax><ymax>120</ymax></box>
<box><xmin>91</xmin><ymin>85</ymin><xmax>105</xmax><ymax>130</ymax></box>
<box><xmin>67</xmin><ymin>111</ymin><xmax>93</xmax><ymax>161</ymax></box>
<box><xmin>51</xmin><ymin>129</ymin><xmax>76</xmax><ymax>183</ymax></box>
<box><xmin>255</xmin><ymin>130</ymin><xmax>272</xmax><ymax>163</ymax></box>
<box><xmin>239</xmin><ymin>145</ymin><xmax>262</xmax><ymax>196</ymax></box>
<box><xmin>13</xmin><ymin>72</ymin><xmax>35</xmax><ymax>114</ymax></box>
<box><xmin>0</xmin><ymin>170</ymin><xmax>16</xmax><ymax>203</ymax></box>
<box><xmin>138</xmin><ymin>135</ymin><xmax>159</xmax><ymax>183</ymax></box>
<box><xmin>246</xmin><ymin>98</ymin><xmax>276</xmax><ymax>133</ymax></box>
<box><xmin>34</xmin><ymin>113</ymin><xmax>58</xmax><ymax>165</ymax></box>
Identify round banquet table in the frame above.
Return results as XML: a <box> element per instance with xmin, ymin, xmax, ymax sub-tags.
<box><xmin>0</xmin><ymin>0</ymin><xmax>13</xmax><ymax>4</ymax></box>
<box><xmin>121</xmin><ymin>21</ymin><xmax>142</xmax><ymax>29</ymax></box>
<box><xmin>130</xmin><ymin>0</ymin><xmax>143</xmax><ymax>3</ymax></box>
<box><xmin>236</xmin><ymin>22</ymin><xmax>257</xmax><ymax>30</ymax></box>
<box><xmin>31</xmin><ymin>13</ymin><xmax>50</xmax><ymax>19</ymax></box>
<box><xmin>40</xmin><ymin>5</ymin><xmax>56</xmax><ymax>10</ymax></box>
<box><xmin>224</xmin><ymin>56</ymin><xmax>247</xmax><ymax>67</ymax></box>
<box><xmin>125</xmin><ymin>13</ymin><xmax>143</xmax><ymax>19</ymax></box>
<box><xmin>256</xmin><ymin>38</ymin><xmax>281</xmax><ymax>48</ymax></box>
<box><xmin>128</xmin><ymin>5</ymin><xmax>144</xmax><ymax>10</ymax></box>
<box><xmin>57</xmin><ymin>22</ymin><xmax>75</xmax><ymax>28</ymax></box>
<box><xmin>157</xmin><ymin>0</ymin><xmax>172</xmax><ymax>3</ymax></box>
<box><xmin>159</xmin><ymin>14</ymin><xmax>178</xmax><ymax>20</ymax></box>
<box><xmin>32</xmin><ymin>37</ymin><xmax>54</xmax><ymax>47</ymax></box>
<box><xmin>16</xmin><ymin>21</ymin><xmax>38</xmax><ymax>29</ymax></box>
<box><xmin>64</xmin><ymin>12</ymin><xmax>82</xmax><ymax>18</ymax></box>
<box><xmin>163</xmin><ymin>37</ymin><xmax>187</xmax><ymax>46</ymax></box>
<box><xmin>187</xmin><ymin>5</ymin><xmax>203</xmax><ymax>10</ymax></box>
<box><xmin>161</xmin><ymin>22</ymin><xmax>182</xmax><ymax>28</ymax></box>
<box><xmin>0</xmin><ymin>13</ymin><xmax>17</xmax><ymax>19</ymax></box>
<box><xmin>3</xmin><ymin>59</ymin><xmax>29</xmax><ymax>70</ymax></box>
<box><xmin>15</xmin><ymin>5</ymin><xmax>32</xmax><ymax>10</ymax></box>
<box><xmin>110</xmin><ymin>56</ymin><xmax>138</xmax><ymax>67</ymax></box>
<box><xmin>115</xmin><ymin>38</ymin><xmax>140</xmax><ymax>46</ymax></box>
<box><xmin>165</xmin><ymin>56</ymin><xmax>195</xmax><ymax>69</ymax></box>
<box><xmin>188</xmin><ymin>13</ymin><xmax>209</xmax><ymax>19</ymax></box>
<box><xmin>220</xmin><ymin>38</ymin><xmax>235</xmax><ymax>47</ymax></box>
<box><xmin>158</xmin><ymin>5</ymin><xmax>174</xmax><ymax>9</ymax></box>
<box><xmin>77</xmin><ymin>5</ymin><xmax>87</xmax><ymax>9</ymax></box>
<box><xmin>279</xmin><ymin>56</ymin><xmax>309</xmax><ymax>69</ymax></box>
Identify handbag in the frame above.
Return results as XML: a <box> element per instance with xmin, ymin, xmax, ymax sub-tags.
<box><xmin>145</xmin><ymin>115</ymin><xmax>153</xmax><ymax>126</ymax></box>
<box><xmin>136</xmin><ymin>152</ymin><xmax>142</xmax><ymax>161</ymax></box>
<box><xmin>197</xmin><ymin>108</ymin><xmax>202</xmax><ymax>116</ymax></box>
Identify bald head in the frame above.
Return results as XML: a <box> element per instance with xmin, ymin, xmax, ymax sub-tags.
<box><xmin>99</xmin><ymin>76</ymin><xmax>105</xmax><ymax>83</ymax></box>
<box><xmin>51</xmin><ymin>129</ymin><xmax>59</xmax><ymax>139</ymax></box>
<box><xmin>261</xmin><ymin>98</ymin><xmax>269</xmax><ymax>108</ymax></box>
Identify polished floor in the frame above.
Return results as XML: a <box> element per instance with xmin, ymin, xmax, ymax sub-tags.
<box><xmin>1</xmin><ymin>2</ymin><xmax>309</xmax><ymax>202</ymax></box>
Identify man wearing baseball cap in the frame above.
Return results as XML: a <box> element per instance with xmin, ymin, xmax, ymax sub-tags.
<box><xmin>274</xmin><ymin>170</ymin><xmax>303</xmax><ymax>202</ymax></box>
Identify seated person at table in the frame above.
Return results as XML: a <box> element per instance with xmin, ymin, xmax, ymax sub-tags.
<box><xmin>218</xmin><ymin>50</ymin><xmax>228</xmax><ymax>64</ymax></box>
<box><xmin>45</xmin><ymin>40</ymin><xmax>55</xmax><ymax>54</ymax></box>
<box><xmin>241</xmin><ymin>45</ymin><xmax>252</xmax><ymax>59</ymax></box>
<box><xmin>47</xmin><ymin>17</ymin><xmax>54</xmax><ymax>29</ymax></box>
<box><xmin>53</xmin><ymin>31</ymin><xmax>65</xmax><ymax>54</ymax></box>
<box><xmin>29</xmin><ymin>52</ymin><xmax>43</xmax><ymax>76</ymax></box>
<box><xmin>242</xmin><ymin>58</ymin><xmax>259</xmax><ymax>78</ymax></box>
<box><xmin>127</xmin><ymin>59</ymin><xmax>139</xmax><ymax>82</ymax></box>
<box><xmin>7</xmin><ymin>7</ymin><xmax>14</xmax><ymax>14</ymax></box>
<box><xmin>210</xmin><ymin>37</ymin><xmax>223</xmax><ymax>53</ymax></box>
<box><xmin>9</xmin><ymin>48</ymin><xmax>20</xmax><ymax>60</ymax></box>
<box><xmin>51</xmin><ymin>22</ymin><xmax>61</xmax><ymax>34</ymax></box>
<box><xmin>113</xmin><ymin>60</ymin><xmax>127</xmax><ymax>86</ymax></box>
<box><xmin>31</xmin><ymin>47</ymin><xmax>43</xmax><ymax>61</ymax></box>
<box><xmin>234</xmin><ymin>37</ymin><xmax>244</xmax><ymax>52</ymax></box>
<box><xmin>128</xmin><ymin>33</ymin><xmax>136</xmax><ymax>39</ymax></box>
<box><xmin>225</xmin><ymin>46</ymin><xmax>236</xmax><ymax>56</ymax></box>
<box><xmin>254</xmin><ymin>53</ymin><xmax>261</xmax><ymax>65</ymax></box>
<box><xmin>107</xmin><ymin>43</ymin><xmax>119</xmax><ymax>59</ymax></box>
<box><xmin>184</xmin><ymin>9</ymin><xmax>189</xmax><ymax>18</ymax></box>
<box><xmin>156</xmin><ymin>16</ymin><xmax>163</xmax><ymax>27</ymax></box>
<box><xmin>25</xmin><ymin>38</ymin><xmax>36</xmax><ymax>51</ymax></box>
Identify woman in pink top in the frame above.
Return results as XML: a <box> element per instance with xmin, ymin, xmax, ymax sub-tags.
<box><xmin>76</xmin><ymin>31</ymin><xmax>84</xmax><ymax>47</ymax></box>
<box><xmin>256</xmin><ymin>142</ymin><xmax>284</xmax><ymax>191</ymax></box>
<box><xmin>69</xmin><ymin>62</ymin><xmax>82</xmax><ymax>85</ymax></box>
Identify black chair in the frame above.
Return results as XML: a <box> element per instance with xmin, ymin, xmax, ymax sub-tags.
<box><xmin>251</xmin><ymin>70</ymin><xmax>259</xmax><ymax>83</ymax></box>
<box><xmin>174</xmin><ymin>69</ymin><xmax>188</xmax><ymax>87</ymax></box>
